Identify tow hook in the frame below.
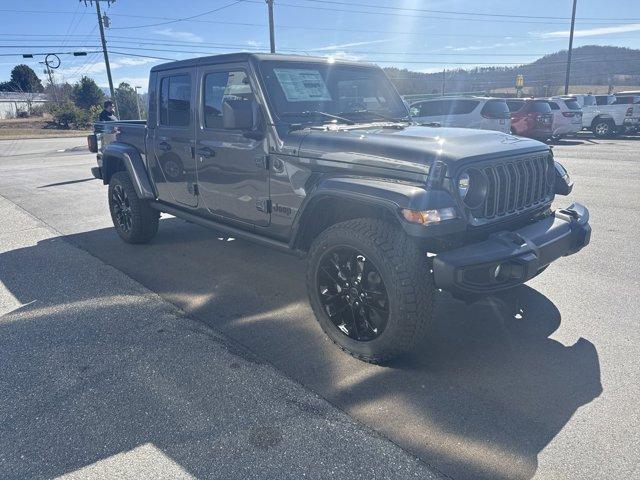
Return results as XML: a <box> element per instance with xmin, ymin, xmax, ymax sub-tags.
<box><xmin>558</xmin><ymin>208</ymin><xmax>580</xmax><ymax>220</ymax></box>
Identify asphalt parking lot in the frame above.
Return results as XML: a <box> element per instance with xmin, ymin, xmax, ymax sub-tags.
<box><xmin>1</xmin><ymin>134</ymin><xmax>639</xmax><ymax>479</ymax></box>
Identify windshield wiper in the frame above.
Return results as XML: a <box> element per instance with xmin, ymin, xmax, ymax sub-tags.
<box><xmin>338</xmin><ymin>110</ymin><xmax>408</xmax><ymax>123</ymax></box>
<box><xmin>281</xmin><ymin>110</ymin><xmax>355</xmax><ymax>125</ymax></box>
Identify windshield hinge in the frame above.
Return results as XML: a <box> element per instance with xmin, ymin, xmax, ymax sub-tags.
<box><xmin>255</xmin><ymin>155</ymin><xmax>270</xmax><ymax>170</ymax></box>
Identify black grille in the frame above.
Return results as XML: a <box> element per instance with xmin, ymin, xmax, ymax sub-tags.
<box><xmin>470</xmin><ymin>153</ymin><xmax>553</xmax><ymax>220</ymax></box>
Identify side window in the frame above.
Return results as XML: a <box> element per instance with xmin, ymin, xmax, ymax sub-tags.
<box><xmin>548</xmin><ymin>102</ymin><xmax>560</xmax><ymax>110</ymax></box>
<box><xmin>414</xmin><ymin>101</ymin><xmax>442</xmax><ymax>117</ymax></box>
<box><xmin>595</xmin><ymin>96</ymin><xmax>609</xmax><ymax>106</ymax></box>
<box><xmin>448</xmin><ymin>100</ymin><xmax>479</xmax><ymax>115</ymax></box>
<box><xmin>159</xmin><ymin>74</ymin><xmax>191</xmax><ymax>127</ymax></box>
<box><xmin>203</xmin><ymin>70</ymin><xmax>253</xmax><ymax>129</ymax></box>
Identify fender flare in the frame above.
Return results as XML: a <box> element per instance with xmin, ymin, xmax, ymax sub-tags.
<box><xmin>102</xmin><ymin>143</ymin><xmax>155</xmax><ymax>200</ymax></box>
<box><xmin>591</xmin><ymin>114</ymin><xmax>614</xmax><ymax>128</ymax></box>
<box><xmin>290</xmin><ymin>176</ymin><xmax>461</xmax><ymax>248</ymax></box>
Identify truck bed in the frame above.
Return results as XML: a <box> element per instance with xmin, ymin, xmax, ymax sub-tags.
<box><xmin>95</xmin><ymin>120</ymin><xmax>147</xmax><ymax>154</ymax></box>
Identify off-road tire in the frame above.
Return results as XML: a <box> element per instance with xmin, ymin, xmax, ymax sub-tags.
<box><xmin>108</xmin><ymin>171</ymin><xmax>159</xmax><ymax>244</ymax></box>
<box><xmin>306</xmin><ymin>218</ymin><xmax>435</xmax><ymax>364</ymax></box>
<box><xmin>592</xmin><ymin>118</ymin><xmax>615</xmax><ymax>138</ymax></box>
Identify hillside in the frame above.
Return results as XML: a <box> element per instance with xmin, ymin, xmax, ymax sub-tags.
<box><xmin>385</xmin><ymin>45</ymin><xmax>640</xmax><ymax>97</ymax></box>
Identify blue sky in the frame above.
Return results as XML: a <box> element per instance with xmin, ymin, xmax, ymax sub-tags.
<box><xmin>1</xmin><ymin>0</ymin><xmax>639</xmax><ymax>92</ymax></box>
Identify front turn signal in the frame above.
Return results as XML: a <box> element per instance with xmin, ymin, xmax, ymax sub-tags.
<box><xmin>401</xmin><ymin>207</ymin><xmax>457</xmax><ymax>225</ymax></box>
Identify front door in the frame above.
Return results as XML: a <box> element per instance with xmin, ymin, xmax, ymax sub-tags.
<box><xmin>151</xmin><ymin>70</ymin><xmax>197</xmax><ymax>207</ymax></box>
<box><xmin>195</xmin><ymin>64</ymin><xmax>270</xmax><ymax>226</ymax></box>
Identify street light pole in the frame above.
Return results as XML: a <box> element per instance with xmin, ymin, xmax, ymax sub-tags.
<box><xmin>266</xmin><ymin>0</ymin><xmax>276</xmax><ymax>53</ymax></box>
<box><xmin>564</xmin><ymin>0</ymin><xmax>578</xmax><ymax>95</ymax></box>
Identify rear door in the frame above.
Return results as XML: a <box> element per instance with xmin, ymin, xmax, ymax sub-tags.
<box><xmin>195</xmin><ymin>63</ymin><xmax>270</xmax><ymax>226</ymax></box>
<box><xmin>150</xmin><ymin>69</ymin><xmax>197</xmax><ymax>206</ymax></box>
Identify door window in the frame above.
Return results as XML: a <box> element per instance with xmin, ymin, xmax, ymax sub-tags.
<box><xmin>159</xmin><ymin>74</ymin><xmax>191</xmax><ymax>127</ymax></box>
<box><xmin>446</xmin><ymin>100</ymin><xmax>479</xmax><ymax>115</ymax></box>
<box><xmin>203</xmin><ymin>70</ymin><xmax>253</xmax><ymax>129</ymax></box>
<box><xmin>414</xmin><ymin>100</ymin><xmax>443</xmax><ymax>117</ymax></box>
<box><xmin>548</xmin><ymin>102</ymin><xmax>560</xmax><ymax>110</ymax></box>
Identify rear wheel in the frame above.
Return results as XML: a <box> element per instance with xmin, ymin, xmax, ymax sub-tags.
<box><xmin>592</xmin><ymin>119</ymin><xmax>615</xmax><ymax>138</ymax></box>
<box><xmin>108</xmin><ymin>171</ymin><xmax>159</xmax><ymax>244</ymax></box>
<box><xmin>306</xmin><ymin>218</ymin><xmax>435</xmax><ymax>364</ymax></box>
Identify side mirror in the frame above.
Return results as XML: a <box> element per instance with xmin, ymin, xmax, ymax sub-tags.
<box><xmin>222</xmin><ymin>99</ymin><xmax>254</xmax><ymax>130</ymax></box>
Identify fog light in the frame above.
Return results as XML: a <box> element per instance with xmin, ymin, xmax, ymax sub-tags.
<box><xmin>401</xmin><ymin>207</ymin><xmax>457</xmax><ymax>225</ymax></box>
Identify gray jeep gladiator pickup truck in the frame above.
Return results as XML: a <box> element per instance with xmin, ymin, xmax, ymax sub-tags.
<box><xmin>89</xmin><ymin>53</ymin><xmax>590</xmax><ymax>363</ymax></box>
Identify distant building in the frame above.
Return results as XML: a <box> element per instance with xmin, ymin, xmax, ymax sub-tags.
<box><xmin>0</xmin><ymin>92</ymin><xmax>49</xmax><ymax>119</ymax></box>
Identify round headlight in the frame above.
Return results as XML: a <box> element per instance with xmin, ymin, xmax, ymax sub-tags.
<box><xmin>458</xmin><ymin>173</ymin><xmax>470</xmax><ymax>199</ymax></box>
<box><xmin>459</xmin><ymin>168</ymin><xmax>488</xmax><ymax>209</ymax></box>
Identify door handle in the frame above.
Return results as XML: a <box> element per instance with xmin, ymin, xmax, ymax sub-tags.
<box><xmin>157</xmin><ymin>141</ymin><xmax>171</xmax><ymax>151</ymax></box>
<box><xmin>198</xmin><ymin>147</ymin><xmax>216</xmax><ymax>158</ymax></box>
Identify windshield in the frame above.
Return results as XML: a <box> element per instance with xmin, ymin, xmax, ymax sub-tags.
<box><xmin>529</xmin><ymin>101</ymin><xmax>552</xmax><ymax>113</ymax></box>
<box><xmin>506</xmin><ymin>100</ymin><xmax>525</xmax><ymax>112</ymax></box>
<box><xmin>258</xmin><ymin>60</ymin><xmax>409</xmax><ymax>125</ymax></box>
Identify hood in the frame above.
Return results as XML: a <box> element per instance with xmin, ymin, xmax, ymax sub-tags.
<box><xmin>291</xmin><ymin>124</ymin><xmax>548</xmax><ymax>173</ymax></box>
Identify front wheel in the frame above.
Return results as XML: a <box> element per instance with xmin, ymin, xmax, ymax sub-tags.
<box><xmin>108</xmin><ymin>171</ymin><xmax>159</xmax><ymax>244</ymax></box>
<box><xmin>306</xmin><ymin>218</ymin><xmax>435</xmax><ymax>364</ymax></box>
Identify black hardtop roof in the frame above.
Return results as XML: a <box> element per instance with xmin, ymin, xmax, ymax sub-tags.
<box><xmin>150</xmin><ymin>52</ymin><xmax>376</xmax><ymax>72</ymax></box>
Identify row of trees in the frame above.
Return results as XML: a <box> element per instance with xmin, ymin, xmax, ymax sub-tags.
<box><xmin>48</xmin><ymin>76</ymin><xmax>145</xmax><ymax>128</ymax></box>
<box><xmin>1</xmin><ymin>64</ymin><xmax>145</xmax><ymax>128</ymax></box>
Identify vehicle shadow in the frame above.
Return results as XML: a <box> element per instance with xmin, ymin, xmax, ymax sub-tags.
<box><xmin>0</xmin><ymin>217</ymin><xmax>602</xmax><ymax>480</ymax></box>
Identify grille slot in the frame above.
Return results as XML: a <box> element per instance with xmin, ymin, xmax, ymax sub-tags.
<box><xmin>472</xmin><ymin>153</ymin><xmax>552</xmax><ymax>221</ymax></box>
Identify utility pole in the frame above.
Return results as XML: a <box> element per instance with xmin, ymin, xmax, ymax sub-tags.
<box><xmin>84</xmin><ymin>0</ymin><xmax>118</xmax><ymax>116</ymax></box>
<box><xmin>134</xmin><ymin>86</ymin><xmax>142</xmax><ymax>119</ymax></box>
<box><xmin>441</xmin><ymin>69</ymin><xmax>446</xmax><ymax>96</ymax></box>
<box><xmin>266</xmin><ymin>0</ymin><xmax>276</xmax><ymax>53</ymax></box>
<box><xmin>564</xmin><ymin>0</ymin><xmax>578</xmax><ymax>95</ymax></box>
<box><xmin>42</xmin><ymin>54</ymin><xmax>61</xmax><ymax>103</ymax></box>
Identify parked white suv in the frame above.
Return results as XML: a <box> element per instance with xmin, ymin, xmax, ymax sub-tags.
<box><xmin>547</xmin><ymin>97</ymin><xmax>583</xmax><ymax>137</ymax></box>
<box><xmin>409</xmin><ymin>97</ymin><xmax>511</xmax><ymax>133</ymax></box>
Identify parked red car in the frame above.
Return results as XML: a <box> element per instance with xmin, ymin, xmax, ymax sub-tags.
<box><xmin>507</xmin><ymin>99</ymin><xmax>554</xmax><ymax>141</ymax></box>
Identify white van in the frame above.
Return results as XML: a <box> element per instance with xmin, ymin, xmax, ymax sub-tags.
<box><xmin>409</xmin><ymin>97</ymin><xmax>511</xmax><ymax>133</ymax></box>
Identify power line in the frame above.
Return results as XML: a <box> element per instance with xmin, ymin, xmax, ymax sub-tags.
<box><xmin>241</xmin><ymin>0</ymin><xmax>640</xmax><ymax>25</ymax></box>
<box><xmin>294</xmin><ymin>0</ymin><xmax>640</xmax><ymax>21</ymax></box>
<box><xmin>1</xmin><ymin>5</ymin><xmax>639</xmax><ymax>26</ymax></box>
<box><xmin>108</xmin><ymin>0</ymin><xmax>247</xmax><ymax>29</ymax></box>
<box><xmin>109</xmin><ymin>50</ymin><xmax>177</xmax><ymax>61</ymax></box>
<box><xmin>0</xmin><ymin>50</ymin><xmax>101</xmax><ymax>57</ymax></box>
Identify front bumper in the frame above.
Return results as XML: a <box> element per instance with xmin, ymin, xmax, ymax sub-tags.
<box><xmin>433</xmin><ymin>203</ymin><xmax>591</xmax><ymax>297</ymax></box>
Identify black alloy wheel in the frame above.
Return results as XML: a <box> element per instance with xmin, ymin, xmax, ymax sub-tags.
<box><xmin>111</xmin><ymin>184</ymin><xmax>133</xmax><ymax>233</ymax></box>
<box><xmin>316</xmin><ymin>246</ymin><xmax>389</xmax><ymax>342</ymax></box>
